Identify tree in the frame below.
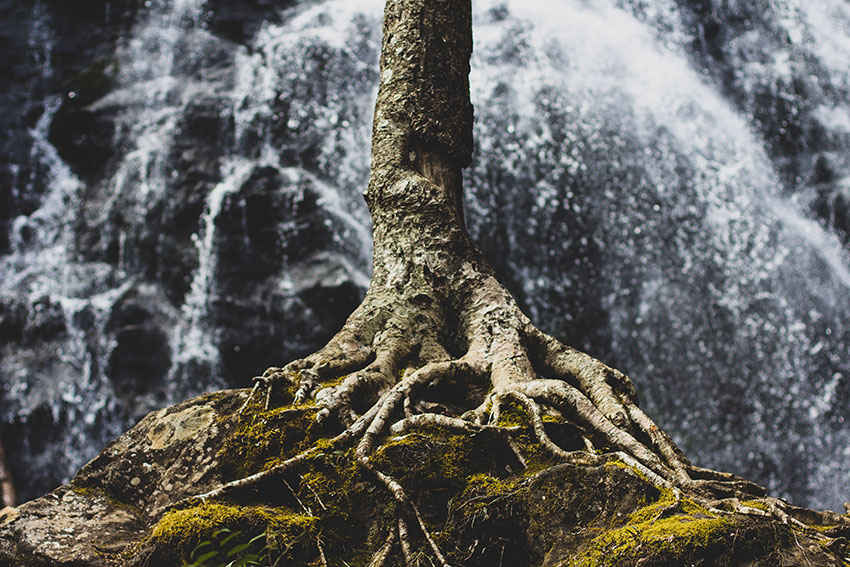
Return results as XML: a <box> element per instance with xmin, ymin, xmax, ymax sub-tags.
<box><xmin>169</xmin><ymin>0</ymin><xmax>845</xmax><ymax>564</ymax></box>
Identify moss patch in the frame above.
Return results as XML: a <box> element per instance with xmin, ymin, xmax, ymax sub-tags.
<box><xmin>740</xmin><ymin>499</ymin><xmax>770</xmax><ymax>512</ymax></box>
<box><xmin>297</xmin><ymin>449</ymin><xmax>390</xmax><ymax>564</ymax></box>
<box><xmin>137</xmin><ymin>444</ymin><xmax>388</xmax><ymax>566</ymax></box>
<box><xmin>149</xmin><ymin>502</ymin><xmax>317</xmax><ymax>565</ymax></box>
<box><xmin>115</xmin><ymin>392</ymin><xmax>835</xmax><ymax>567</ymax></box>
<box><xmin>569</xmin><ymin>492</ymin><xmax>744</xmax><ymax>567</ymax></box>
<box><xmin>369</xmin><ymin>424</ymin><xmax>522</xmax><ymax>515</ymax></box>
<box><xmin>217</xmin><ymin>405</ymin><xmax>327</xmax><ymax>480</ymax></box>
<box><xmin>496</xmin><ymin>400</ymin><xmax>585</xmax><ymax>474</ymax></box>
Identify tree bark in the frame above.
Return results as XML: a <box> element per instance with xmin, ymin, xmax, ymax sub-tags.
<box><xmin>0</xmin><ymin>438</ymin><xmax>15</xmax><ymax>508</ymax></box>
<box><xmin>367</xmin><ymin>0</ymin><xmax>472</xmax><ymax>219</ymax></box>
<box><xmin>233</xmin><ymin>0</ymin><xmax>692</xmax><ymax>498</ymax></box>
<box><xmin>190</xmin><ymin>0</ymin><xmax>829</xmax><ymax>561</ymax></box>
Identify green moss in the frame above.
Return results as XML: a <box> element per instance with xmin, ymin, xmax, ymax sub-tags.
<box><xmin>496</xmin><ymin>402</ymin><xmax>529</xmax><ymax>428</ymax></box>
<box><xmin>203</xmin><ymin>396</ymin><xmax>390</xmax><ymax>563</ymax></box>
<box><xmin>297</xmin><ymin>450</ymin><xmax>387</xmax><ymax>564</ymax></box>
<box><xmin>542</xmin><ymin>413</ymin><xmax>566</xmax><ymax>424</ymax></box>
<box><xmin>625</xmin><ymin>489</ymin><xmax>705</xmax><ymax>524</ymax></box>
<box><xmin>369</xmin><ymin>428</ymin><xmax>480</xmax><ymax>501</ymax></box>
<box><xmin>150</xmin><ymin>502</ymin><xmax>317</xmax><ymax>563</ymax></box>
<box><xmin>160</xmin><ymin>391</ymin><xmax>784</xmax><ymax>566</ymax></box>
<box><xmin>70</xmin><ymin>57</ymin><xmax>119</xmax><ymax>97</ymax></box>
<box><xmin>153</xmin><ymin>503</ymin><xmax>315</xmax><ymax>542</ymax></box>
<box><xmin>805</xmin><ymin>522</ymin><xmax>839</xmax><ymax>533</ymax></box>
<box><xmin>603</xmin><ymin>459</ymin><xmax>648</xmax><ymax>482</ymax></box>
<box><xmin>494</xmin><ymin>401</ymin><xmax>561</xmax><ymax>474</ymax></box>
<box><xmin>740</xmin><ymin>499</ymin><xmax>770</xmax><ymax>512</ymax></box>
<box><xmin>457</xmin><ymin>473</ymin><xmax>519</xmax><ymax>513</ymax></box>
<box><xmin>217</xmin><ymin>406</ymin><xmax>326</xmax><ymax>480</ymax></box>
<box><xmin>522</xmin><ymin>443</ymin><xmax>560</xmax><ymax>474</ymax></box>
<box><xmin>568</xmin><ymin>492</ymin><xmax>735</xmax><ymax>567</ymax></box>
<box><xmin>319</xmin><ymin>374</ymin><xmax>348</xmax><ymax>389</ymax></box>
<box><xmin>465</xmin><ymin>473</ymin><xmax>517</xmax><ymax>493</ymax></box>
<box><xmin>144</xmin><ymin>443</ymin><xmax>384</xmax><ymax>566</ymax></box>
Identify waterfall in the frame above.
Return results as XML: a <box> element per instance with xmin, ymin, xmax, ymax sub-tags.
<box><xmin>2</xmin><ymin>0</ymin><xmax>849</xmax><ymax>512</ymax></box>
<box><xmin>464</xmin><ymin>0</ymin><xmax>850</xmax><ymax>511</ymax></box>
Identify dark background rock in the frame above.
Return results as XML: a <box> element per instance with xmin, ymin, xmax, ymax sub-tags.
<box><xmin>0</xmin><ymin>0</ymin><xmax>139</xmax><ymax>251</ymax></box>
<box><xmin>204</xmin><ymin>0</ymin><xmax>291</xmax><ymax>45</ymax></box>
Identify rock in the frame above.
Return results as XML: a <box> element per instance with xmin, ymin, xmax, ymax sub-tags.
<box><xmin>214</xmin><ymin>251</ymin><xmax>364</xmax><ymax>386</ymax></box>
<box><xmin>0</xmin><ymin>508</ymin><xmax>19</xmax><ymax>528</ymax></box>
<box><xmin>204</xmin><ymin>0</ymin><xmax>291</xmax><ymax>45</ymax></box>
<box><xmin>105</xmin><ymin>293</ymin><xmax>173</xmax><ymax>419</ymax></box>
<box><xmin>47</xmin><ymin>99</ymin><xmax>116</xmax><ymax>180</ymax></box>
<box><xmin>0</xmin><ymin>390</ymin><xmax>244</xmax><ymax>566</ymax></box>
<box><xmin>211</xmin><ymin>164</ymin><xmax>365</xmax><ymax>382</ymax></box>
<box><xmin>811</xmin><ymin>174</ymin><xmax>850</xmax><ymax>247</ymax></box>
<box><xmin>0</xmin><ymin>486</ymin><xmax>142</xmax><ymax>567</ymax></box>
<box><xmin>1</xmin><ymin>389</ymin><xmax>848</xmax><ymax>566</ymax></box>
<box><xmin>0</xmin><ymin>298</ymin><xmax>25</xmax><ymax>346</ymax></box>
<box><xmin>0</xmin><ymin>0</ymin><xmax>135</xmax><ymax>253</ymax></box>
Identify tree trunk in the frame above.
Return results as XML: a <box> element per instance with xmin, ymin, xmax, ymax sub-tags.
<box><xmin>188</xmin><ymin>0</ymin><xmax>827</xmax><ymax>562</ymax></box>
<box><xmin>261</xmin><ymin>0</ymin><xmax>668</xmax><ymax>463</ymax></box>
<box><xmin>227</xmin><ymin>0</ymin><xmax>702</xmax><ymax>499</ymax></box>
<box><xmin>0</xmin><ymin>439</ymin><xmax>14</xmax><ymax>508</ymax></box>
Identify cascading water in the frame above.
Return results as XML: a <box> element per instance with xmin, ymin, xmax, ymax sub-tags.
<box><xmin>0</xmin><ymin>0</ymin><xmax>378</xmax><ymax>501</ymax></box>
<box><xmin>0</xmin><ymin>5</ymin><xmax>128</xmax><ymax>499</ymax></box>
<box><xmin>1</xmin><ymin>0</ymin><xmax>848</xmax><ymax>512</ymax></box>
<box><xmin>464</xmin><ymin>0</ymin><xmax>850</xmax><ymax>511</ymax></box>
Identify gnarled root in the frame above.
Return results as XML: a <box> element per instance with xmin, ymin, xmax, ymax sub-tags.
<box><xmin>184</xmin><ymin>265</ymin><xmax>845</xmax><ymax>562</ymax></box>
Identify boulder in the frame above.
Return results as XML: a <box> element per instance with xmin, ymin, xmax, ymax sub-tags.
<box><xmin>1</xmin><ymin>388</ymin><xmax>848</xmax><ymax>566</ymax></box>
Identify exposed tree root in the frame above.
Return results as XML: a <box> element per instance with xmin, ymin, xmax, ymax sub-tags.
<box><xmin>316</xmin><ymin>538</ymin><xmax>328</xmax><ymax>567</ymax></box>
<box><xmin>137</xmin><ymin>0</ymin><xmax>850</xmax><ymax>563</ymax></box>
<box><xmin>169</xmin><ymin>269</ymin><xmax>850</xmax><ymax>563</ymax></box>
<box><xmin>397</xmin><ymin>518</ymin><xmax>414</xmax><ymax>567</ymax></box>
<box><xmin>368</xmin><ymin>530</ymin><xmax>396</xmax><ymax>567</ymax></box>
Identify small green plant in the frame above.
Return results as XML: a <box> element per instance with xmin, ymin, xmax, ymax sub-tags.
<box><xmin>183</xmin><ymin>528</ymin><xmax>272</xmax><ymax>567</ymax></box>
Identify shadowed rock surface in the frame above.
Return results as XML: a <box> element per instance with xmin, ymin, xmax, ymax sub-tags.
<box><xmin>1</xmin><ymin>390</ymin><xmax>848</xmax><ymax>566</ymax></box>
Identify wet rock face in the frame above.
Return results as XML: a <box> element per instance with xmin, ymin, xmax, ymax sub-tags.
<box><xmin>639</xmin><ymin>0</ymin><xmax>850</xmax><ymax>246</ymax></box>
<box><xmin>0</xmin><ymin>0</ymin><xmax>372</xmax><ymax>503</ymax></box>
<box><xmin>204</xmin><ymin>0</ymin><xmax>294</xmax><ymax>45</ymax></box>
<box><xmin>212</xmin><ymin>166</ymin><xmax>363</xmax><ymax>384</ymax></box>
<box><xmin>0</xmin><ymin>0</ymin><xmax>138</xmax><ymax>231</ymax></box>
<box><xmin>105</xmin><ymin>298</ymin><xmax>172</xmax><ymax>414</ymax></box>
<box><xmin>0</xmin><ymin>1</ymin><xmax>40</xmax><ymax>255</ymax></box>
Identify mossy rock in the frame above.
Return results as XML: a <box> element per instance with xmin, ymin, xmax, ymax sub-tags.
<box><xmin>68</xmin><ymin>57</ymin><xmax>119</xmax><ymax>101</ymax></box>
<box><xmin>1</xmin><ymin>389</ymin><xmax>848</xmax><ymax>567</ymax></box>
<box><xmin>216</xmin><ymin>405</ymin><xmax>326</xmax><ymax>480</ymax></box>
<box><xmin>141</xmin><ymin>502</ymin><xmax>317</xmax><ymax>566</ymax></box>
<box><xmin>567</xmin><ymin>490</ymin><xmax>768</xmax><ymax>567</ymax></box>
